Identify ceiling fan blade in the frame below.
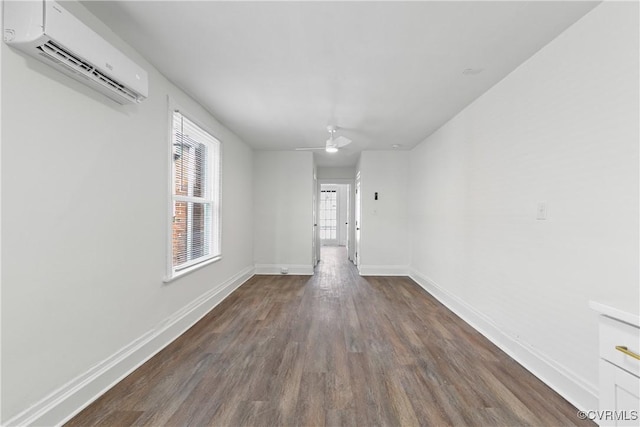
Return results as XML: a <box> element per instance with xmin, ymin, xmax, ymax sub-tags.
<box><xmin>295</xmin><ymin>147</ymin><xmax>325</xmax><ymax>151</ymax></box>
<box><xmin>333</xmin><ymin>136</ymin><xmax>352</xmax><ymax>148</ymax></box>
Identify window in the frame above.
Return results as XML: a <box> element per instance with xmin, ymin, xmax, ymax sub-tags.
<box><xmin>319</xmin><ymin>190</ymin><xmax>337</xmax><ymax>241</ymax></box>
<box><xmin>170</xmin><ymin>110</ymin><xmax>221</xmax><ymax>277</ymax></box>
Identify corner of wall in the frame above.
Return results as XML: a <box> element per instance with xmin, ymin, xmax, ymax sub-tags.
<box><xmin>4</xmin><ymin>266</ymin><xmax>255</xmax><ymax>427</ymax></box>
<box><xmin>408</xmin><ymin>267</ymin><xmax>598</xmax><ymax>411</ymax></box>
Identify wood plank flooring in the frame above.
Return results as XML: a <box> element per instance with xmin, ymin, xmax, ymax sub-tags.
<box><xmin>67</xmin><ymin>247</ymin><xmax>594</xmax><ymax>426</ymax></box>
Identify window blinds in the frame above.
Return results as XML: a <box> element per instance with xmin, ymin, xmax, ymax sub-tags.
<box><xmin>171</xmin><ymin>111</ymin><xmax>221</xmax><ymax>272</ymax></box>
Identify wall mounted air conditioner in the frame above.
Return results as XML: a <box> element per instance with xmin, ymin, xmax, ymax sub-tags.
<box><xmin>3</xmin><ymin>0</ymin><xmax>148</xmax><ymax>104</ymax></box>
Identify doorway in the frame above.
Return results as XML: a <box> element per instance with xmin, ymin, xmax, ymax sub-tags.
<box><xmin>317</xmin><ymin>181</ymin><xmax>354</xmax><ymax>264</ymax></box>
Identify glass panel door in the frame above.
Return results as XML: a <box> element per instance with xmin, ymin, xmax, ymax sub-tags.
<box><xmin>319</xmin><ymin>189</ymin><xmax>338</xmax><ymax>246</ymax></box>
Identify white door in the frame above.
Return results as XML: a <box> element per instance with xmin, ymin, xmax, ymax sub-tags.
<box><xmin>312</xmin><ymin>171</ymin><xmax>318</xmax><ymax>266</ymax></box>
<box><xmin>354</xmin><ymin>174</ymin><xmax>361</xmax><ymax>267</ymax></box>
<box><xmin>316</xmin><ymin>180</ymin><xmax>321</xmax><ymax>263</ymax></box>
<box><xmin>319</xmin><ymin>186</ymin><xmax>338</xmax><ymax>246</ymax></box>
<box><xmin>337</xmin><ymin>184</ymin><xmax>349</xmax><ymax>246</ymax></box>
<box><xmin>344</xmin><ymin>185</ymin><xmax>350</xmax><ymax>253</ymax></box>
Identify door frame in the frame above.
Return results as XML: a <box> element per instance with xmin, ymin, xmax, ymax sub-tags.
<box><xmin>317</xmin><ymin>178</ymin><xmax>355</xmax><ymax>262</ymax></box>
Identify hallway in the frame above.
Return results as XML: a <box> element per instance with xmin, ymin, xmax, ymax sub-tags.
<box><xmin>68</xmin><ymin>247</ymin><xmax>592</xmax><ymax>426</ymax></box>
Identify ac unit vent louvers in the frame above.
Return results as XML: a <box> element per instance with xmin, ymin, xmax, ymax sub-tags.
<box><xmin>36</xmin><ymin>40</ymin><xmax>139</xmax><ymax>103</ymax></box>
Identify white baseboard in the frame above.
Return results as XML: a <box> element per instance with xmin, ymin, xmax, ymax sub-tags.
<box><xmin>254</xmin><ymin>264</ymin><xmax>314</xmax><ymax>275</ymax></box>
<box><xmin>409</xmin><ymin>268</ymin><xmax>598</xmax><ymax>412</ymax></box>
<box><xmin>358</xmin><ymin>264</ymin><xmax>409</xmax><ymax>276</ymax></box>
<box><xmin>5</xmin><ymin>266</ymin><xmax>255</xmax><ymax>427</ymax></box>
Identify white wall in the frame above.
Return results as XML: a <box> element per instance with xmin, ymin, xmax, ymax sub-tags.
<box><xmin>358</xmin><ymin>151</ymin><xmax>410</xmax><ymax>275</ymax></box>
<box><xmin>408</xmin><ymin>1</ymin><xmax>638</xmax><ymax>411</ymax></box>
<box><xmin>1</xmin><ymin>1</ymin><xmax>254</xmax><ymax>424</ymax></box>
<box><xmin>253</xmin><ymin>151</ymin><xmax>314</xmax><ymax>274</ymax></box>
<box><xmin>317</xmin><ymin>166</ymin><xmax>355</xmax><ymax>180</ymax></box>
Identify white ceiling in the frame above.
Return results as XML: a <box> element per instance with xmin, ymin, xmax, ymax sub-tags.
<box><xmin>83</xmin><ymin>1</ymin><xmax>599</xmax><ymax>167</ymax></box>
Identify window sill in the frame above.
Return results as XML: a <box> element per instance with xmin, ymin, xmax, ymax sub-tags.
<box><xmin>164</xmin><ymin>255</ymin><xmax>222</xmax><ymax>284</ymax></box>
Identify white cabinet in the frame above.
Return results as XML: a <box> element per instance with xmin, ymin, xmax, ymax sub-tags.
<box><xmin>591</xmin><ymin>302</ymin><xmax>640</xmax><ymax>427</ymax></box>
<box><xmin>600</xmin><ymin>359</ymin><xmax>640</xmax><ymax>426</ymax></box>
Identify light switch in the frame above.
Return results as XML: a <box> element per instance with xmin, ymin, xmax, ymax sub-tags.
<box><xmin>536</xmin><ymin>202</ymin><xmax>547</xmax><ymax>220</ymax></box>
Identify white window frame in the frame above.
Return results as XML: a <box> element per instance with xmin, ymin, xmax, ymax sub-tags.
<box><xmin>165</xmin><ymin>99</ymin><xmax>222</xmax><ymax>282</ymax></box>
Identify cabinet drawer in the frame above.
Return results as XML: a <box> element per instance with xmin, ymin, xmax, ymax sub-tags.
<box><xmin>600</xmin><ymin>315</ymin><xmax>640</xmax><ymax>377</ymax></box>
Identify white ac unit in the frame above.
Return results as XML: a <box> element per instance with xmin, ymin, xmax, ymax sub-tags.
<box><xmin>3</xmin><ymin>0</ymin><xmax>148</xmax><ymax>104</ymax></box>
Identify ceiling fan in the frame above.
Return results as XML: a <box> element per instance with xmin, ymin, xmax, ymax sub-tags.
<box><xmin>295</xmin><ymin>126</ymin><xmax>352</xmax><ymax>153</ymax></box>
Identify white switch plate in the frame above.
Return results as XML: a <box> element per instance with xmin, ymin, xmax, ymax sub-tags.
<box><xmin>536</xmin><ymin>202</ymin><xmax>547</xmax><ymax>220</ymax></box>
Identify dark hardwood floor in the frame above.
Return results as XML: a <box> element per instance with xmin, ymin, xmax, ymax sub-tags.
<box><xmin>67</xmin><ymin>247</ymin><xmax>593</xmax><ymax>426</ymax></box>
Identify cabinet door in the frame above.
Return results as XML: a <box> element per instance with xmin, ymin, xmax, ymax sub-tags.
<box><xmin>600</xmin><ymin>360</ymin><xmax>640</xmax><ymax>427</ymax></box>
